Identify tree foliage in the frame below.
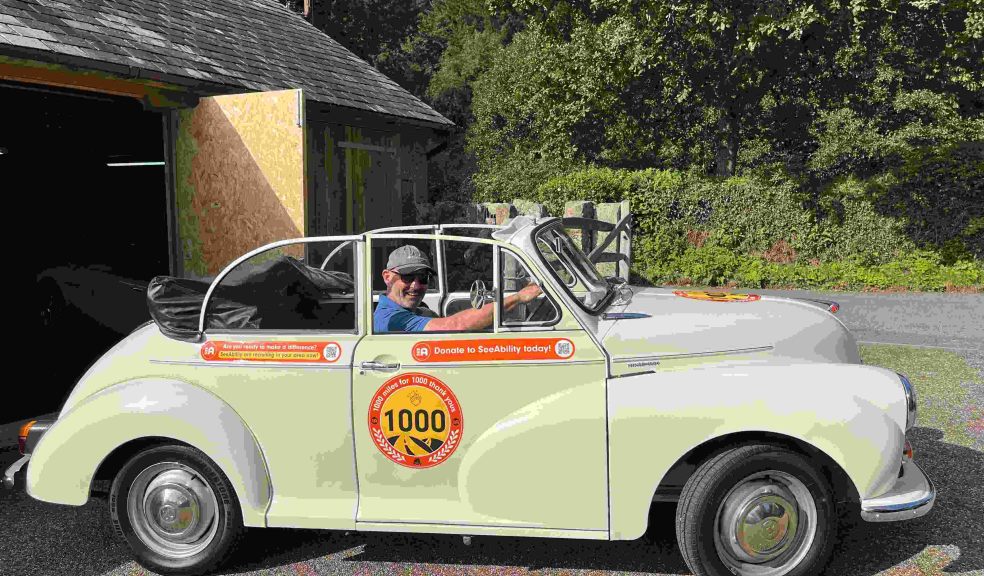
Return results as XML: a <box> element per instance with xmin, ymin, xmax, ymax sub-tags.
<box><xmin>408</xmin><ymin>0</ymin><xmax>981</xmax><ymax>197</ymax></box>
<box><xmin>288</xmin><ymin>0</ymin><xmax>982</xmax><ymax>265</ymax></box>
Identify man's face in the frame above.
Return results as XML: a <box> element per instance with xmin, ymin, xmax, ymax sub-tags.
<box><xmin>383</xmin><ymin>269</ymin><xmax>430</xmax><ymax>309</ymax></box>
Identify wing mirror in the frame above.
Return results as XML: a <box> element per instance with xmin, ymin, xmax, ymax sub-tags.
<box><xmin>607</xmin><ymin>277</ymin><xmax>633</xmax><ymax>306</ymax></box>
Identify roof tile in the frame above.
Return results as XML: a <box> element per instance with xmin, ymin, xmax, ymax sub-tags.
<box><xmin>1</xmin><ymin>33</ymin><xmax>47</xmax><ymax>50</ymax></box>
<box><xmin>44</xmin><ymin>41</ymin><xmax>90</xmax><ymax>59</ymax></box>
<box><xmin>0</xmin><ymin>0</ymin><xmax>451</xmax><ymax>126</ymax></box>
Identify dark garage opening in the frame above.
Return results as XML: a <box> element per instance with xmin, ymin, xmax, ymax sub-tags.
<box><xmin>3</xmin><ymin>82</ymin><xmax>170</xmax><ymax>422</ymax></box>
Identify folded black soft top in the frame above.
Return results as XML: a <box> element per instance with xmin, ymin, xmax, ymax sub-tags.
<box><xmin>147</xmin><ymin>256</ymin><xmax>355</xmax><ymax>340</ymax></box>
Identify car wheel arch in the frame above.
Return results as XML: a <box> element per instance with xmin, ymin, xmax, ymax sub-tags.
<box><xmin>27</xmin><ymin>378</ymin><xmax>271</xmax><ymax>527</ymax></box>
<box><xmin>90</xmin><ymin>436</ymin><xmax>193</xmax><ymax>495</ymax></box>
<box><xmin>650</xmin><ymin>431</ymin><xmax>860</xmax><ymax>511</ymax></box>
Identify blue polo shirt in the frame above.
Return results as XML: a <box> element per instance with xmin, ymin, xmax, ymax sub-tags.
<box><xmin>374</xmin><ymin>294</ymin><xmax>432</xmax><ymax>333</ymax></box>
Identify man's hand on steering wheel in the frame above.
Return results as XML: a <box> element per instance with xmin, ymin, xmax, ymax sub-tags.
<box><xmin>516</xmin><ymin>282</ymin><xmax>546</xmax><ymax>322</ymax></box>
<box><xmin>517</xmin><ymin>282</ymin><xmax>542</xmax><ymax>303</ymax></box>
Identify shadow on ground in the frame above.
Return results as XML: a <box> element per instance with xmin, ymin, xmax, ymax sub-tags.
<box><xmin>220</xmin><ymin>426</ymin><xmax>982</xmax><ymax>575</ymax></box>
<box><xmin>2</xmin><ymin>426</ymin><xmax>979</xmax><ymax>575</ymax></box>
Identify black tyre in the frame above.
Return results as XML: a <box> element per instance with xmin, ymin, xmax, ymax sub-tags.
<box><xmin>110</xmin><ymin>445</ymin><xmax>244</xmax><ymax>575</ymax></box>
<box><xmin>675</xmin><ymin>444</ymin><xmax>837</xmax><ymax>576</ymax></box>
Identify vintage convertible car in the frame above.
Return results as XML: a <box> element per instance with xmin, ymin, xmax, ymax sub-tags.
<box><xmin>7</xmin><ymin>216</ymin><xmax>934</xmax><ymax>576</ymax></box>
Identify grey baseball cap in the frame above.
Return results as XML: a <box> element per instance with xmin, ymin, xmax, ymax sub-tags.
<box><xmin>386</xmin><ymin>245</ymin><xmax>435</xmax><ymax>274</ymax></box>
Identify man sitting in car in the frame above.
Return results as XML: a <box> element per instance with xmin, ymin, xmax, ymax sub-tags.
<box><xmin>374</xmin><ymin>245</ymin><xmax>542</xmax><ymax>333</ymax></box>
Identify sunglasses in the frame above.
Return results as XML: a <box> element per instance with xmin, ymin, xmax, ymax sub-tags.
<box><xmin>397</xmin><ymin>272</ymin><xmax>430</xmax><ymax>284</ymax></box>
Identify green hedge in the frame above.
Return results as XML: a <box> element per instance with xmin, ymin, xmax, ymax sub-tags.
<box><xmin>640</xmin><ymin>246</ymin><xmax>983</xmax><ymax>291</ymax></box>
<box><xmin>509</xmin><ymin>166</ymin><xmax>982</xmax><ymax>290</ymax></box>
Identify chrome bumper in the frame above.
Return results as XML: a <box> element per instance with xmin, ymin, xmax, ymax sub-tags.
<box><xmin>861</xmin><ymin>458</ymin><xmax>935</xmax><ymax>522</ymax></box>
<box><xmin>3</xmin><ymin>454</ymin><xmax>30</xmax><ymax>490</ymax></box>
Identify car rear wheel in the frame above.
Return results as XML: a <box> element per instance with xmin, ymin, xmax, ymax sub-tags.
<box><xmin>110</xmin><ymin>445</ymin><xmax>243</xmax><ymax>575</ymax></box>
<box><xmin>675</xmin><ymin>444</ymin><xmax>836</xmax><ymax>576</ymax></box>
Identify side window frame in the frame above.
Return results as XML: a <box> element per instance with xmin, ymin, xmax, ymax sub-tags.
<box><xmin>369</xmin><ymin>232</ymin><xmax>505</xmax><ymax>335</ymax></box>
<box><xmin>365</xmin><ymin>232</ymin><xmax>571</xmax><ymax>335</ymax></box>
<box><xmin>367</xmin><ymin>233</ymin><xmax>449</xmax><ymax>335</ymax></box>
<box><xmin>198</xmin><ymin>236</ymin><xmax>362</xmax><ymax>335</ymax></box>
<box><xmin>367</xmin><ymin>233</ymin><xmax>444</xmax><ymax>299</ymax></box>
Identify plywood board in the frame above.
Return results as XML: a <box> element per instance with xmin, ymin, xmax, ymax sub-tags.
<box><xmin>175</xmin><ymin>89</ymin><xmax>305</xmax><ymax>277</ymax></box>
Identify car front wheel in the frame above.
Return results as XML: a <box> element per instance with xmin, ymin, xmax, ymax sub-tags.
<box><xmin>675</xmin><ymin>444</ymin><xmax>837</xmax><ymax>576</ymax></box>
<box><xmin>110</xmin><ymin>445</ymin><xmax>243</xmax><ymax>575</ymax></box>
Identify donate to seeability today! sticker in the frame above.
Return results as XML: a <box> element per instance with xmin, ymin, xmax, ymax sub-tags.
<box><xmin>200</xmin><ymin>341</ymin><xmax>342</xmax><ymax>363</ymax></box>
<box><xmin>410</xmin><ymin>338</ymin><xmax>575</xmax><ymax>363</ymax></box>
<box><xmin>368</xmin><ymin>373</ymin><xmax>463</xmax><ymax>469</ymax></box>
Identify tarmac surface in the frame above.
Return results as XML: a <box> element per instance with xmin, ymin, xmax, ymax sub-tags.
<box><xmin>2</xmin><ymin>289</ymin><xmax>981</xmax><ymax>576</ymax></box>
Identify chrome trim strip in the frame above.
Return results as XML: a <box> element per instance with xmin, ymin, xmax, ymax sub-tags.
<box><xmin>401</xmin><ymin>359</ymin><xmax>605</xmax><ymax>369</ymax></box>
<box><xmin>150</xmin><ymin>360</ymin><xmax>352</xmax><ymax>369</ymax></box>
<box><xmin>369</xmin><ymin>224</ymin><xmax>438</xmax><ymax>234</ymax></box>
<box><xmin>203</xmin><ymin>330</ymin><xmax>359</xmax><ymax>336</ymax></box>
<box><xmin>492</xmin><ymin>243</ymin><xmax>501</xmax><ymax>331</ymax></box>
<box><xmin>601</xmin><ymin>312</ymin><xmax>650</xmax><ymax>320</ymax></box>
<box><xmin>608</xmin><ymin>370</ymin><xmax>657</xmax><ymax>379</ymax></box>
<box><xmin>613</xmin><ymin>346</ymin><xmax>773</xmax><ymax>363</ymax></box>
<box><xmin>438</xmin><ymin>224</ymin><xmax>503</xmax><ymax>231</ymax></box>
<box><xmin>355</xmin><ymin>519</ymin><xmax>605</xmax><ymax>532</ymax></box>
<box><xmin>3</xmin><ymin>454</ymin><xmax>30</xmax><ymax>490</ymax></box>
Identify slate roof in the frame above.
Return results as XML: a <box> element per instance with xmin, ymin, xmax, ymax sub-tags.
<box><xmin>0</xmin><ymin>0</ymin><xmax>453</xmax><ymax>128</ymax></box>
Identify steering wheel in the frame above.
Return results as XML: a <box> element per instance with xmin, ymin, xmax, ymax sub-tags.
<box><xmin>470</xmin><ymin>279</ymin><xmax>493</xmax><ymax>309</ymax></box>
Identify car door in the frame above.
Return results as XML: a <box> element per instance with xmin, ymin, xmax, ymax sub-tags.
<box><xmin>199</xmin><ymin>238</ymin><xmax>362</xmax><ymax>529</ymax></box>
<box><xmin>352</xmin><ymin>234</ymin><xmax>609</xmax><ymax>537</ymax></box>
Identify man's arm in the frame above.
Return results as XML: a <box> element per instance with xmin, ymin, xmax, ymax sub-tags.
<box><xmin>424</xmin><ymin>283</ymin><xmax>541</xmax><ymax>331</ymax></box>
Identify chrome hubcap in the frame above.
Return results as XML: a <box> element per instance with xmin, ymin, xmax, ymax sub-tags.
<box><xmin>714</xmin><ymin>471</ymin><xmax>816</xmax><ymax>576</ymax></box>
<box><xmin>727</xmin><ymin>486</ymin><xmax>797</xmax><ymax>562</ymax></box>
<box><xmin>128</xmin><ymin>463</ymin><xmax>219</xmax><ymax>558</ymax></box>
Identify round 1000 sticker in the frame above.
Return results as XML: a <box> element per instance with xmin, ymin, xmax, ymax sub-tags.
<box><xmin>368</xmin><ymin>373</ymin><xmax>463</xmax><ymax>469</ymax></box>
<box><xmin>673</xmin><ymin>290</ymin><xmax>761</xmax><ymax>303</ymax></box>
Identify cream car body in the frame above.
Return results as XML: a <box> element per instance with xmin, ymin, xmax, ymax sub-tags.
<box><xmin>10</xmin><ymin>216</ymin><xmax>933</xmax><ymax>575</ymax></box>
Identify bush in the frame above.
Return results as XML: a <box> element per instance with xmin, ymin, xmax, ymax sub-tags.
<box><xmin>509</xmin><ymin>166</ymin><xmax>981</xmax><ymax>291</ymax></box>
<box><xmin>871</xmin><ymin>141</ymin><xmax>984</xmax><ymax>262</ymax></box>
<box><xmin>529</xmin><ymin>166</ymin><xmax>920</xmax><ymax>261</ymax></box>
<box><xmin>636</xmin><ymin>246</ymin><xmax>983</xmax><ymax>291</ymax></box>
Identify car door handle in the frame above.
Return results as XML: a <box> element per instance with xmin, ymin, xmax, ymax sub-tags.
<box><xmin>360</xmin><ymin>361</ymin><xmax>400</xmax><ymax>372</ymax></box>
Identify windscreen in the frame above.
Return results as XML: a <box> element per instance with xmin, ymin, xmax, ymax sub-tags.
<box><xmin>534</xmin><ymin>224</ymin><xmax>611</xmax><ymax>313</ymax></box>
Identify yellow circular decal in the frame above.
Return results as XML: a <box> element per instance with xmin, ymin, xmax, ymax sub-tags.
<box><xmin>368</xmin><ymin>373</ymin><xmax>463</xmax><ymax>469</ymax></box>
<box><xmin>673</xmin><ymin>290</ymin><xmax>761</xmax><ymax>303</ymax></box>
